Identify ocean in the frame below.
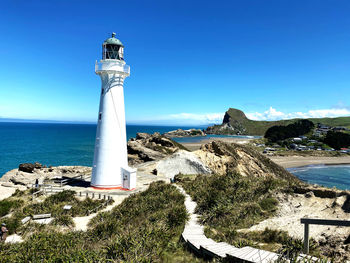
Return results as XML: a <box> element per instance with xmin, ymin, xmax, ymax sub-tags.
<box><xmin>0</xmin><ymin>122</ymin><xmax>207</xmax><ymax>177</ymax></box>
<box><xmin>287</xmin><ymin>165</ymin><xmax>350</xmax><ymax>191</ymax></box>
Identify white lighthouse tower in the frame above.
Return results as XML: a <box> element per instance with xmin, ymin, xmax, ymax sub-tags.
<box><xmin>91</xmin><ymin>33</ymin><xmax>136</xmax><ymax>190</ymax></box>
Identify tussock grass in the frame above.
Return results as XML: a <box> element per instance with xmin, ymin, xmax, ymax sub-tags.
<box><xmin>0</xmin><ymin>190</ymin><xmax>107</xmax><ymax>234</ymax></box>
<box><xmin>179</xmin><ymin>172</ymin><xmax>294</xmax><ymax>232</ymax></box>
<box><xmin>0</xmin><ymin>181</ymin><xmax>198</xmax><ymax>262</ymax></box>
<box><xmin>178</xmin><ymin>172</ymin><xmax>299</xmax><ymax>247</ymax></box>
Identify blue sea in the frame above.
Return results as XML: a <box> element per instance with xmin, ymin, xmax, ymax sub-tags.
<box><xmin>288</xmin><ymin>165</ymin><xmax>350</xmax><ymax>190</ymax></box>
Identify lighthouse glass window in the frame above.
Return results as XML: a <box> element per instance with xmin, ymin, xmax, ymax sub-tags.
<box><xmin>104</xmin><ymin>44</ymin><xmax>122</xmax><ymax>60</ymax></box>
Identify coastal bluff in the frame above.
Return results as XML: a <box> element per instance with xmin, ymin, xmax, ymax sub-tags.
<box><xmin>206</xmin><ymin>108</ymin><xmax>350</xmax><ymax>136</ymax></box>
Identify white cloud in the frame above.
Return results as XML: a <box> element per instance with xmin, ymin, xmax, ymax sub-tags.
<box><xmin>246</xmin><ymin>107</ymin><xmax>350</xmax><ymax>121</ymax></box>
<box><xmin>129</xmin><ymin>107</ymin><xmax>350</xmax><ymax>126</ymax></box>
<box><xmin>128</xmin><ymin>112</ymin><xmax>224</xmax><ymax>125</ymax></box>
<box><xmin>168</xmin><ymin>113</ymin><xmax>224</xmax><ymax>124</ymax></box>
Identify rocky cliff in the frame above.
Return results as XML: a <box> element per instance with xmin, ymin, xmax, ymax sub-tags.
<box><xmin>127</xmin><ymin>132</ymin><xmax>188</xmax><ymax>165</ymax></box>
<box><xmin>194</xmin><ymin>141</ymin><xmax>298</xmax><ymax>181</ymax></box>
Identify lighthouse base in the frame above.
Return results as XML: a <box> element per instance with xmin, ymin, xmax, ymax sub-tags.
<box><xmin>91</xmin><ymin>166</ymin><xmax>137</xmax><ymax>191</ymax></box>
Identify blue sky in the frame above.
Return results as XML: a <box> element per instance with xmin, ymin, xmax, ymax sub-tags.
<box><xmin>1</xmin><ymin>0</ymin><xmax>350</xmax><ymax>125</ymax></box>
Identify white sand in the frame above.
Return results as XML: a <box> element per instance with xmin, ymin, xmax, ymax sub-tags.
<box><xmin>269</xmin><ymin>155</ymin><xmax>350</xmax><ymax>168</ymax></box>
<box><xmin>0</xmin><ymin>186</ymin><xmax>16</xmax><ymax>201</ymax></box>
<box><xmin>246</xmin><ymin>193</ymin><xmax>350</xmax><ymax>240</ymax></box>
<box><xmin>5</xmin><ymin>234</ymin><xmax>23</xmax><ymax>243</ymax></box>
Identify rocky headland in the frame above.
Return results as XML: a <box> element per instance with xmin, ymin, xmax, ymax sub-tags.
<box><xmin>163</xmin><ymin>128</ymin><xmax>205</xmax><ymax>137</ymax></box>
<box><xmin>206</xmin><ymin>107</ymin><xmax>350</xmax><ymax>136</ymax></box>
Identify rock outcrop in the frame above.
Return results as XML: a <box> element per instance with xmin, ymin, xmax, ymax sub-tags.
<box><xmin>156</xmin><ymin>150</ymin><xmax>211</xmax><ymax>178</ymax></box>
<box><xmin>18</xmin><ymin>163</ymin><xmax>35</xmax><ymax>173</ymax></box>
<box><xmin>127</xmin><ymin>132</ymin><xmax>188</xmax><ymax>165</ymax></box>
<box><xmin>0</xmin><ymin>166</ymin><xmax>91</xmax><ymax>188</ymax></box>
<box><xmin>194</xmin><ymin>141</ymin><xmax>298</xmax><ymax>181</ymax></box>
<box><xmin>163</xmin><ymin>129</ymin><xmax>205</xmax><ymax>137</ymax></box>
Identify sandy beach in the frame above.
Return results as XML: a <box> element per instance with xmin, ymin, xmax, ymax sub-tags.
<box><xmin>269</xmin><ymin>155</ymin><xmax>350</xmax><ymax>168</ymax></box>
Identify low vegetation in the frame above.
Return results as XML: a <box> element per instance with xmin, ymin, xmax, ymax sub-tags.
<box><xmin>179</xmin><ymin>172</ymin><xmax>298</xmax><ymax>232</ymax></box>
<box><xmin>0</xmin><ymin>182</ymin><xmax>202</xmax><ymax>262</ymax></box>
<box><xmin>324</xmin><ymin>131</ymin><xmax>350</xmax><ymax>150</ymax></box>
<box><xmin>177</xmin><ymin>172</ymin><xmax>329</xmax><ymax>259</ymax></box>
<box><xmin>0</xmin><ymin>190</ymin><xmax>108</xmax><ymax>234</ymax></box>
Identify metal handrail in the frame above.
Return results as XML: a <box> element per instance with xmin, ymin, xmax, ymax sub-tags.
<box><xmin>301</xmin><ymin>218</ymin><xmax>350</xmax><ymax>253</ymax></box>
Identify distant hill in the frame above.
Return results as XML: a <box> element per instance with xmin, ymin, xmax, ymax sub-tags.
<box><xmin>206</xmin><ymin>108</ymin><xmax>350</xmax><ymax>136</ymax></box>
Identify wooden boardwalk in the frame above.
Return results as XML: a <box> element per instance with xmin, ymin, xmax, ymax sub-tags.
<box><xmin>176</xmin><ymin>185</ymin><xmax>321</xmax><ymax>263</ymax></box>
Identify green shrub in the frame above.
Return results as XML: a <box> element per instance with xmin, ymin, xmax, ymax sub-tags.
<box><xmin>0</xmin><ymin>199</ymin><xmax>24</xmax><ymax>217</ymax></box>
<box><xmin>259</xmin><ymin>197</ymin><xmax>278</xmax><ymax>211</ymax></box>
<box><xmin>51</xmin><ymin>214</ymin><xmax>75</xmax><ymax>227</ymax></box>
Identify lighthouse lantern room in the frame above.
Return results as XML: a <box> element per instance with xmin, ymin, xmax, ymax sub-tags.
<box><xmin>91</xmin><ymin>33</ymin><xmax>136</xmax><ymax>190</ymax></box>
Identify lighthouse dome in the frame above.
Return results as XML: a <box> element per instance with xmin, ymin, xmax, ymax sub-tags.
<box><xmin>103</xmin><ymin>32</ymin><xmax>124</xmax><ymax>47</ymax></box>
<box><xmin>102</xmin><ymin>33</ymin><xmax>124</xmax><ymax>60</ymax></box>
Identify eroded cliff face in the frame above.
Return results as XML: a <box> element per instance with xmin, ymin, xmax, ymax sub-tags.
<box><xmin>194</xmin><ymin>141</ymin><xmax>297</xmax><ymax>180</ymax></box>
<box><xmin>127</xmin><ymin>132</ymin><xmax>188</xmax><ymax>165</ymax></box>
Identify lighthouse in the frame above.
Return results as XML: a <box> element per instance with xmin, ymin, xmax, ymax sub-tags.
<box><xmin>91</xmin><ymin>33</ymin><xmax>136</xmax><ymax>190</ymax></box>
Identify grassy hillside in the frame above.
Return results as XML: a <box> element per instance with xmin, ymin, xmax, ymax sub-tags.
<box><xmin>206</xmin><ymin>108</ymin><xmax>350</xmax><ymax>135</ymax></box>
<box><xmin>0</xmin><ymin>182</ymin><xmax>203</xmax><ymax>262</ymax></box>
<box><xmin>177</xmin><ymin>172</ymin><xmax>325</xmax><ymax>259</ymax></box>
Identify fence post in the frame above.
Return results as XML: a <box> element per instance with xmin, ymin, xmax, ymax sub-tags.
<box><xmin>92</xmin><ymin>193</ymin><xmax>95</xmax><ymax>199</ymax></box>
<box><xmin>86</xmin><ymin>192</ymin><xmax>88</xmax><ymax>198</ymax></box>
<box><xmin>303</xmin><ymin>223</ymin><xmax>309</xmax><ymax>254</ymax></box>
<box><xmin>99</xmin><ymin>193</ymin><xmax>101</xmax><ymax>199</ymax></box>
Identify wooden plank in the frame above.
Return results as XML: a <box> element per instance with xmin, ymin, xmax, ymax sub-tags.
<box><xmin>200</xmin><ymin>245</ymin><xmax>227</xmax><ymax>258</ymax></box>
<box><xmin>227</xmin><ymin>246</ymin><xmax>256</xmax><ymax>258</ymax></box>
<box><xmin>259</xmin><ymin>253</ymin><xmax>280</xmax><ymax>263</ymax></box>
<box><xmin>240</xmin><ymin>247</ymin><xmax>263</xmax><ymax>261</ymax></box>
<box><xmin>249</xmin><ymin>250</ymin><xmax>278</xmax><ymax>262</ymax></box>
<box><xmin>21</xmin><ymin>216</ymin><xmax>31</xmax><ymax>224</ymax></box>
<box><xmin>33</xmin><ymin>213</ymin><xmax>51</xmax><ymax>219</ymax></box>
<box><xmin>201</xmin><ymin>243</ymin><xmax>240</xmax><ymax>258</ymax></box>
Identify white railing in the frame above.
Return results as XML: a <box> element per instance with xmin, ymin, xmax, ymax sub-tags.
<box><xmin>95</xmin><ymin>60</ymin><xmax>130</xmax><ymax>75</ymax></box>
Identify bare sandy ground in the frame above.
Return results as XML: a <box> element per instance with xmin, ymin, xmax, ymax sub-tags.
<box><xmin>269</xmin><ymin>155</ymin><xmax>350</xmax><ymax>168</ymax></box>
<box><xmin>246</xmin><ymin>193</ymin><xmax>350</xmax><ymax>241</ymax></box>
<box><xmin>0</xmin><ymin>185</ymin><xmax>16</xmax><ymax>201</ymax></box>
